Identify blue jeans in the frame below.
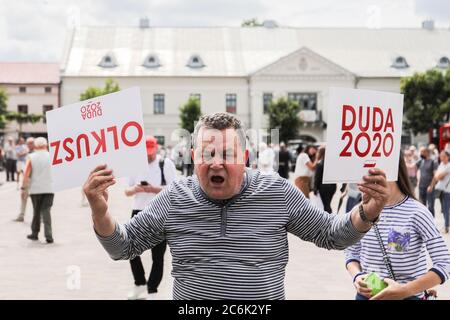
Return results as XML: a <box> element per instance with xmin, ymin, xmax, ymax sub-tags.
<box><xmin>443</xmin><ymin>192</ymin><xmax>450</xmax><ymax>228</ymax></box>
<box><xmin>419</xmin><ymin>186</ymin><xmax>435</xmax><ymax>217</ymax></box>
<box><xmin>346</xmin><ymin>196</ymin><xmax>360</xmax><ymax>212</ymax></box>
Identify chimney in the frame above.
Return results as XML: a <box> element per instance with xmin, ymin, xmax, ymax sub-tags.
<box><xmin>139</xmin><ymin>17</ymin><xmax>150</xmax><ymax>28</ymax></box>
<box><xmin>422</xmin><ymin>19</ymin><xmax>434</xmax><ymax>30</ymax></box>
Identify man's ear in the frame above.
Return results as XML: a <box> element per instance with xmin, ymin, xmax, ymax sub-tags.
<box><xmin>191</xmin><ymin>148</ymin><xmax>195</xmax><ymax>162</ymax></box>
<box><xmin>245</xmin><ymin>149</ymin><xmax>249</xmax><ymax>163</ymax></box>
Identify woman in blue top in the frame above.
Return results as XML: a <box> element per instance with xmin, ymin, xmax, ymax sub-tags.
<box><xmin>345</xmin><ymin>152</ymin><xmax>450</xmax><ymax>300</ymax></box>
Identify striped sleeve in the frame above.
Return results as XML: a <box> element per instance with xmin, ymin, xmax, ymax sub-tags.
<box><xmin>96</xmin><ymin>184</ymin><xmax>173</xmax><ymax>260</ymax></box>
<box><xmin>414</xmin><ymin>207</ymin><xmax>450</xmax><ymax>284</ymax></box>
<box><xmin>282</xmin><ymin>179</ymin><xmax>365</xmax><ymax>250</ymax></box>
<box><xmin>344</xmin><ymin>231</ymin><xmax>362</xmax><ymax>267</ymax></box>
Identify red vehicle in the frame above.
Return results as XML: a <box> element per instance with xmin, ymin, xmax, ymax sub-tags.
<box><xmin>429</xmin><ymin>124</ymin><xmax>450</xmax><ymax>151</ymax></box>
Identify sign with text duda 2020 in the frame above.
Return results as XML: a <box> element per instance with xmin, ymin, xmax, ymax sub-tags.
<box><xmin>323</xmin><ymin>87</ymin><xmax>404</xmax><ymax>183</ymax></box>
<box><xmin>46</xmin><ymin>87</ymin><xmax>148</xmax><ymax>191</ymax></box>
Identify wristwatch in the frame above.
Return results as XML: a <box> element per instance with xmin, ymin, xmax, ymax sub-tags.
<box><xmin>358</xmin><ymin>204</ymin><xmax>379</xmax><ymax>226</ymax></box>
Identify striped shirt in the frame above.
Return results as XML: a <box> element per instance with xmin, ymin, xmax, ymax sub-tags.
<box><xmin>345</xmin><ymin>196</ymin><xmax>450</xmax><ymax>298</ymax></box>
<box><xmin>97</xmin><ymin>169</ymin><xmax>365</xmax><ymax>299</ymax></box>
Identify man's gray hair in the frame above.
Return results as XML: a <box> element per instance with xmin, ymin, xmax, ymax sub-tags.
<box><xmin>192</xmin><ymin>113</ymin><xmax>247</xmax><ymax>152</ymax></box>
<box><xmin>34</xmin><ymin>137</ymin><xmax>48</xmax><ymax>148</ymax></box>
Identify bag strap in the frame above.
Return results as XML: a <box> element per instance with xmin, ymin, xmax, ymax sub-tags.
<box><xmin>373</xmin><ymin>224</ymin><xmax>397</xmax><ymax>281</ymax></box>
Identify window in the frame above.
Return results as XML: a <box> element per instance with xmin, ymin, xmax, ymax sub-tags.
<box><xmin>153</xmin><ymin>94</ymin><xmax>165</xmax><ymax>114</ymax></box>
<box><xmin>143</xmin><ymin>54</ymin><xmax>161</xmax><ymax>68</ymax></box>
<box><xmin>187</xmin><ymin>54</ymin><xmax>205</xmax><ymax>68</ymax></box>
<box><xmin>19</xmin><ymin>86</ymin><xmax>26</xmax><ymax>93</ymax></box>
<box><xmin>98</xmin><ymin>53</ymin><xmax>117</xmax><ymax>68</ymax></box>
<box><xmin>18</xmin><ymin>105</ymin><xmax>28</xmax><ymax>114</ymax></box>
<box><xmin>226</xmin><ymin>94</ymin><xmax>237</xmax><ymax>114</ymax></box>
<box><xmin>287</xmin><ymin>92</ymin><xmax>317</xmax><ymax>110</ymax></box>
<box><xmin>391</xmin><ymin>56</ymin><xmax>409</xmax><ymax>69</ymax></box>
<box><xmin>190</xmin><ymin>93</ymin><xmax>201</xmax><ymax>106</ymax></box>
<box><xmin>437</xmin><ymin>56</ymin><xmax>450</xmax><ymax>69</ymax></box>
<box><xmin>155</xmin><ymin>135</ymin><xmax>165</xmax><ymax>146</ymax></box>
<box><xmin>43</xmin><ymin>105</ymin><xmax>53</xmax><ymax>123</ymax></box>
<box><xmin>45</xmin><ymin>87</ymin><xmax>52</xmax><ymax>93</ymax></box>
<box><xmin>263</xmin><ymin>93</ymin><xmax>273</xmax><ymax>114</ymax></box>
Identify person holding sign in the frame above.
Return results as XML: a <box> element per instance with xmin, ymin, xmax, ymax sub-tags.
<box><xmin>345</xmin><ymin>153</ymin><xmax>450</xmax><ymax>300</ymax></box>
<box><xmin>84</xmin><ymin>112</ymin><xmax>390</xmax><ymax>299</ymax></box>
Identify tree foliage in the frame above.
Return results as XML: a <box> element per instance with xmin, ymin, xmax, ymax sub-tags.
<box><xmin>401</xmin><ymin>68</ymin><xmax>450</xmax><ymax>135</ymax></box>
<box><xmin>267</xmin><ymin>97</ymin><xmax>302</xmax><ymax>143</ymax></box>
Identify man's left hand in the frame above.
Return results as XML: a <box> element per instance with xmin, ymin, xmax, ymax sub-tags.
<box><xmin>370</xmin><ymin>278</ymin><xmax>411</xmax><ymax>300</ymax></box>
<box><xmin>357</xmin><ymin>168</ymin><xmax>389</xmax><ymax>221</ymax></box>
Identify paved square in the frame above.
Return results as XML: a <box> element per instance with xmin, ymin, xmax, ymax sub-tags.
<box><xmin>0</xmin><ymin>173</ymin><xmax>449</xmax><ymax>300</ymax></box>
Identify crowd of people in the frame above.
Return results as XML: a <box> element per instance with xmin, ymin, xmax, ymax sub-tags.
<box><xmin>2</xmin><ymin>115</ymin><xmax>450</xmax><ymax>300</ymax></box>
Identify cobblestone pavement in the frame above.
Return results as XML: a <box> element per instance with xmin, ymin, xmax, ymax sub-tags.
<box><xmin>0</xmin><ymin>172</ymin><xmax>449</xmax><ymax>300</ymax></box>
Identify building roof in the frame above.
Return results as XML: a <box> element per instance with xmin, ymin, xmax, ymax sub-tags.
<box><xmin>61</xmin><ymin>26</ymin><xmax>450</xmax><ymax>78</ymax></box>
<box><xmin>0</xmin><ymin>62</ymin><xmax>60</xmax><ymax>84</ymax></box>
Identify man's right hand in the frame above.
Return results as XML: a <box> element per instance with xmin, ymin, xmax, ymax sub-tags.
<box><xmin>83</xmin><ymin>164</ymin><xmax>116</xmax><ymax>217</ymax></box>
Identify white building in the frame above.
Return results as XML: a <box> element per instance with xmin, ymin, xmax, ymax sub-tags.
<box><xmin>60</xmin><ymin>21</ymin><xmax>450</xmax><ymax>146</ymax></box>
<box><xmin>0</xmin><ymin>62</ymin><xmax>60</xmax><ymax>140</ymax></box>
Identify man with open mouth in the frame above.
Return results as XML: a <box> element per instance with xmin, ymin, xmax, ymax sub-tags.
<box><xmin>84</xmin><ymin>112</ymin><xmax>389</xmax><ymax>299</ymax></box>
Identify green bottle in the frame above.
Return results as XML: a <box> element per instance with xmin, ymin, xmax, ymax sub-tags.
<box><xmin>364</xmin><ymin>272</ymin><xmax>388</xmax><ymax>296</ymax></box>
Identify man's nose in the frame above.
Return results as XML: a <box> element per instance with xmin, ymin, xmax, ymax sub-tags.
<box><xmin>210</xmin><ymin>154</ymin><xmax>224</xmax><ymax>168</ymax></box>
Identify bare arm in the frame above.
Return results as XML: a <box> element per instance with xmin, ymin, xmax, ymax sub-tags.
<box><xmin>21</xmin><ymin>159</ymin><xmax>32</xmax><ymax>189</ymax></box>
<box><xmin>371</xmin><ymin>272</ymin><xmax>441</xmax><ymax>300</ymax></box>
<box><xmin>83</xmin><ymin>164</ymin><xmax>117</xmax><ymax>237</ymax></box>
<box><xmin>347</xmin><ymin>261</ymin><xmax>372</xmax><ymax>298</ymax></box>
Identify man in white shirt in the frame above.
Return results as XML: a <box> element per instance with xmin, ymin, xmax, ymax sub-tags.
<box><xmin>124</xmin><ymin>136</ymin><xmax>177</xmax><ymax>299</ymax></box>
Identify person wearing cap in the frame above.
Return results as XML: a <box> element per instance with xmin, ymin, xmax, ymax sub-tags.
<box><xmin>84</xmin><ymin>113</ymin><xmax>389</xmax><ymax>299</ymax></box>
<box><xmin>123</xmin><ymin>136</ymin><xmax>177</xmax><ymax>299</ymax></box>
<box><xmin>429</xmin><ymin>150</ymin><xmax>450</xmax><ymax>233</ymax></box>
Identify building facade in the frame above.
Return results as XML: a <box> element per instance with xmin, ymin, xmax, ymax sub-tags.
<box><xmin>60</xmin><ymin>24</ymin><xmax>450</xmax><ymax>146</ymax></box>
<box><xmin>0</xmin><ymin>62</ymin><xmax>60</xmax><ymax>140</ymax></box>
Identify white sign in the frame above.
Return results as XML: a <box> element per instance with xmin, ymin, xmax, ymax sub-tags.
<box><xmin>323</xmin><ymin>87</ymin><xmax>404</xmax><ymax>183</ymax></box>
<box><xmin>46</xmin><ymin>87</ymin><xmax>148</xmax><ymax>191</ymax></box>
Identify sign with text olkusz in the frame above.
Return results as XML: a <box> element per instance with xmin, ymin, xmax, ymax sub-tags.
<box><xmin>46</xmin><ymin>87</ymin><xmax>148</xmax><ymax>191</ymax></box>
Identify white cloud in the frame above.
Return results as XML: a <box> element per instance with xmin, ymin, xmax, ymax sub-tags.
<box><xmin>0</xmin><ymin>0</ymin><xmax>447</xmax><ymax>62</ymax></box>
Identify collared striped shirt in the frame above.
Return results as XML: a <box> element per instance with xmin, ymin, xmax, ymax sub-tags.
<box><xmin>97</xmin><ymin>169</ymin><xmax>365</xmax><ymax>299</ymax></box>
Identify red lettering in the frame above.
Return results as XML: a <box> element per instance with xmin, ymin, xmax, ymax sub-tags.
<box><xmin>50</xmin><ymin>141</ymin><xmax>62</xmax><ymax>165</ymax></box>
<box><xmin>76</xmin><ymin>134</ymin><xmax>91</xmax><ymax>159</ymax></box>
<box><xmin>384</xmin><ymin>109</ymin><xmax>394</xmax><ymax>132</ymax></box>
<box><xmin>372</xmin><ymin>107</ymin><xmax>383</xmax><ymax>132</ymax></box>
<box><xmin>354</xmin><ymin>132</ymin><xmax>371</xmax><ymax>157</ymax></box>
<box><xmin>91</xmin><ymin>129</ymin><xmax>106</xmax><ymax>155</ymax></box>
<box><xmin>339</xmin><ymin>132</ymin><xmax>353</xmax><ymax>157</ymax></box>
<box><xmin>107</xmin><ymin>126</ymin><xmax>119</xmax><ymax>150</ymax></box>
<box><xmin>342</xmin><ymin>105</ymin><xmax>356</xmax><ymax>130</ymax></box>
<box><xmin>358</xmin><ymin>106</ymin><xmax>370</xmax><ymax>131</ymax></box>
<box><xmin>121</xmin><ymin>121</ymin><xmax>143</xmax><ymax>147</ymax></box>
<box><xmin>63</xmin><ymin>137</ymin><xmax>75</xmax><ymax>162</ymax></box>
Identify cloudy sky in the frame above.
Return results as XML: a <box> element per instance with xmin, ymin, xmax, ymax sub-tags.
<box><xmin>0</xmin><ymin>0</ymin><xmax>449</xmax><ymax>62</ymax></box>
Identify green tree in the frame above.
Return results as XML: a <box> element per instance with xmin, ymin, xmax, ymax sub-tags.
<box><xmin>80</xmin><ymin>78</ymin><xmax>120</xmax><ymax>101</ymax></box>
<box><xmin>0</xmin><ymin>87</ymin><xmax>8</xmax><ymax>130</ymax></box>
<box><xmin>179</xmin><ymin>97</ymin><xmax>202</xmax><ymax>133</ymax></box>
<box><xmin>5</xmin><ymin>112</ymin><xmax>43</xmax><ymax>135</ymax></box>
<box><xmin>267</xmin><ymin>97</ymin><xmax>302</xmax><ymax>143</ymax></box>
<box><xmin>241</xmin><ymin>18</ymin><xmax>263</xmax><ymax>27</ymax></box>
<box><xmin>401</xmin><ymin>68</ymin><xmax>450</xmax><ymax>135</ymax></box>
